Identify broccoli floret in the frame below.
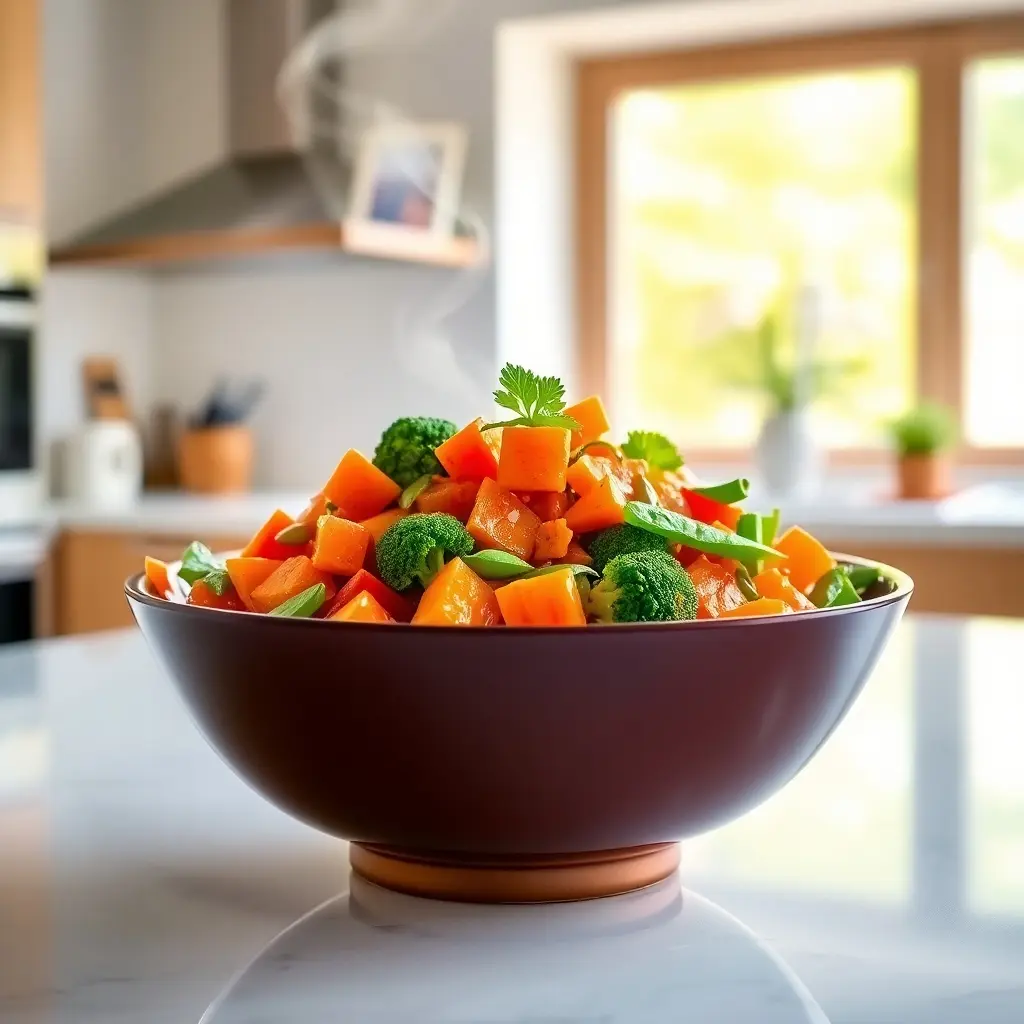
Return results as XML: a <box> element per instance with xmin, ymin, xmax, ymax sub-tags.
<box><xmin>587</xmin><ymin>523</ymin><xmax>670</xmax><ymax>574</ymax></box>
<box><xmin>373</xmin><ymin>417</ymin><xmax>457</xmax><ymax>488</ymax></box>
<box><xmin>587</xmin><ymin>550</ymin><xmax>697</xmax><ymax>623</ymax></box>
<box><xmin>375</xmin><ymin>513</ymin><xmax>474</xmax><ymax>591</ymax></box>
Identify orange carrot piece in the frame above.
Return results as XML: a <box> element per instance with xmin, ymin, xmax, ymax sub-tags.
<box><xmin>495</xmin><ymin>567</ymin><xmax>587</xmax><ymax>627</ymax></box>
<box><xmin>187</xmin><ymin>578</ymin><xmax>246</xmax><ymax>611</ymax></box>
<box><xmin>359</xmin><ymin>508</ymin><xmax>408</xmax><ymax>543</ymax></box>
<box><xmin>565</xmin><ymin>395</ymin><xmax>611</xmax><ymax>450</ymax></box>
<box><xmin>650</xmin><ymin>470</ymin><xmax>691</xmax><ymax>515</ymax></box>
<box><xmin>412</xmin><ymin>558</ymin><xmax>503</xmax><ymax>626</ymax></box>
<box><xmin>434</xmin><ymin>418</ymin><xmax>502</xmax><ymax>481</ymax></box>
<box><xmin>226</xmin><ymin>557</ymin><xmax>285</xmax><ymax>611</ymax></box>
<box><xmin>144</xmin><ymin>556</ymin><xmax>172</xmax><ymax>599</ymax></box>
<box><xmin>559</xmin><ymin>541</ymin><xmax>593</xmax><ymax>566</ymax></box>
<box><xmin>497</xmin><ymin>426</ymin><xmax>571</xmax><ymax>493</ymax></box>
<box><xmin>249</xmin><ymin>556</ymin><xmax>336</xmax><ymax>615</ymax></box>
<box><xmin>330</xmin><ymin>591</ymin><xmax>394</xmax><ymax>624</ymax></box>
<box><xmin>241</xmin><ymin>509</ymin><xmax>298</xmax><ymax>561</ymax></box>
<box><xmin>311</xmin><ymin>516</ymin><xmax>370</xmax><ymax>577</ymax></box>
<box><xmin>322</xmin><ymin>449</ymin><xmax>402</xmax><ymax>522</ymax></box>
<box><xmin>773</xmin><ymin>526</ymin><xmax>836</xmax><ymax>594</ymax></box>
<box><xmin>752</xmin><ymin>567</ymin><xmax>815</xmax><ymax>611</ymax></box>
<box><xmin>533</xmin><ymin>519</ymin><xmax>573</xmax><ymax>562</ymax></box>
<box><xmin>685</xmin><ymin>554</ymin><xmax>746</xmax><ymax>619</ymax></box>
<box><xmin>519</xmin><ymin>489</ymin><xmax>572</xmax><ymax>522</ymax></box>
<box><xmin>720</xmin><ymin>598</ymin><xmax>791</xmax><ymax>619</ymax></box>
<box><xmin>467</xmin><ymin>478</ymin><xmax>542</xmax><ymax>560</ymax></box>
<box><xmin>564</xmin><ymin>475</ymin><xmax>627</xmax><ymax>534</ymax></box>
<box><xmin>414</xmin><ymin>478</ymin><xmax>481</xmax><ymax>522</ymax></box>
<box><xmin>321</xmin><ymin>569</ymin><xmax>415</xmax><ymax>622</ymax></box>
<box><xmin>565</xmin><ymin>454</ymin><xmax>608</xmax><ymax>497</ymax></box>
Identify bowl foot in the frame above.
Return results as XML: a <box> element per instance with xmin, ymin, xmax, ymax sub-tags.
<box><xmin>349</xmin><ymin>842</ymin><xmax>680</xmax><ymax>904</ymax></box>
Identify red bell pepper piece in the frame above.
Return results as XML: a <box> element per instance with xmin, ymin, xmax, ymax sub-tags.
<box><xmin>320</xmin><ymin>569</ymin><xmax>416</xmax><ymax>623</ymax></box>
<box><xmin>681</xmin><ymin>489</ymin><xmax>743</xmax><ymax>532</ymax></box>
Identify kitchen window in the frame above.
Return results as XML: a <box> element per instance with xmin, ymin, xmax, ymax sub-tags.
<box><xmin>576</xmin><ymin>16</ymin><xmax>1024</xmax><ymax>461</ymax></box>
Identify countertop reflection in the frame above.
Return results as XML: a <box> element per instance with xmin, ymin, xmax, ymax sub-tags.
<box><xmin>1</xmin><ymin>617</ymin><xmax>1022</xmax><ymax>1022</ymax></box>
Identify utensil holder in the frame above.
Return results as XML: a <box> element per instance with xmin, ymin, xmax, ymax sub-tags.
<box><xmin>177</xmin><ymin>425</ymin><xmax>253</xmax><ymax>494</ymax></box>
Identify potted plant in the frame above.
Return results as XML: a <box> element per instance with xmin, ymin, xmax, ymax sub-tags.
<box><xmin>887</xmin><ymin>403</ymin><xmax>956</xmax><ymax>501</ymax></box>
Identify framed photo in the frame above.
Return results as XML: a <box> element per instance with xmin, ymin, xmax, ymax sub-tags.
<box><xmin>347</xmin><ymin>121</ymin><xmax>467</xmax><ymax>243</ymax></box>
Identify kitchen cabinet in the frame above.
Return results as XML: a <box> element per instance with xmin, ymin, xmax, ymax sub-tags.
<box><xmin>53</xmin><ymin>530</ymin><xmax>248</xmax><ymax>636</ymax></box>
<box><xmin>0</xmin><ymin>0</ymin><xmax>41</xmax><ymax>224</ymax></box>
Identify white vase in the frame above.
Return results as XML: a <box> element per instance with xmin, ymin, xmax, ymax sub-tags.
<box><xmin>755</xmin><ymin>409</ymin><xmax>822</xmax><ymax>499</ymax></box>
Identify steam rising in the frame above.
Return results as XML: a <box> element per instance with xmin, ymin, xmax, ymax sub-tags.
<box><xmin>276</xmin><ymin>0</ymin><xmax>490</xmax><ymax>407</ymax></box>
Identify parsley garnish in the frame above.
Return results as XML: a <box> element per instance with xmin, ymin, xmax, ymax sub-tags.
<box><xmin>481</xmin><ymin>364</ymin><xmax>582</xmax><ymax>431</ymax></box>
<box><xmin>620</xmin><ymin>431</ymin><xmax>683</xmax><ymax>471</ymax></box>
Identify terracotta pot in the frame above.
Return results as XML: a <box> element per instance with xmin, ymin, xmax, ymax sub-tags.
<box><xmin>177</xmin><ymin>425</ymin><xmax>253</xmax><ymax>494</ymax></box>
<box><xmin>896</xmin><ymin>453</ymin><xmax>951</xmax><ymax>501</ymax></box>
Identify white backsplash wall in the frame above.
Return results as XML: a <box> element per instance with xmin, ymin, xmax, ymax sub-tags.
<box><xmin>150</xmin><ymin>261</ymin><xmax>492</xmax><ymax>489</ymax></box>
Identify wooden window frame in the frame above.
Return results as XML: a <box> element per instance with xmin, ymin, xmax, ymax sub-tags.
<box><xmin>576</xmin><ymin>15</ymin><xmax>1024</xmax><ymax>465</ymax></box>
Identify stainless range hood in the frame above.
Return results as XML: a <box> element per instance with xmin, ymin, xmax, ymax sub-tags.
<box><xmin>50</xmin><ymin>0</ymin><xmax>343</xmax><ymax>267</ymax></box>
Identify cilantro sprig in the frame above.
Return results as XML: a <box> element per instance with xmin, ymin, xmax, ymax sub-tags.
<box><xmin>481</xmin><ymin>364</ymin><xmax>582</xmax><ymax>431</ymax></box>
<box><xmin>620</xmin><ymin>431</ymin><xmax>683</xmax><ymax>472</ymax></box>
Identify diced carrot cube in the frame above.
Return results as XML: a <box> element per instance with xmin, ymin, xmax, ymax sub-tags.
<box><xmin>565</xmin><ymin>395</ymin><xmax>611</xmax><ymax>450</ymax></box>
<box><xmin>412</xmin><ymin>558</ymin><xmax>503</xmax><ymax>626</ymax></box>
<box><xmin>187</xmin><ymin>578</ymin><xmax>246</xmax><ymax>611</ymax></box>
<box><xmin>752</xmin><ymin>567</ymin><xmax>815</xmax><ymax>611</ymax></box>
<box><xmin>297</xmin><ymin>493</ymin><xmax>329</xmax><ymax>524</ymax></box>
<box><xmin>434</xmin><ymin>419</ymin><xmax>502</xmax><ymax>481</ymax></box>
<box><xmin>467</xmin><ymin>478</ymin><xmax>542</xmax><ymax>560</ymax></box>
<box><xmin>414</xmin><ymin>478</ymin><xmax>481</xmax><ymax>522</ymax></box>
<box><xmin>495</xmin><ymin>568</ymin><xmax>587</xmax><ymax>627</ymax></box>
<box><xmin>330</xmin><ymin>591</ymin><xmax>394</xmax><ymax>623</ymax></box>
<box><xmin>241</xmin><ymin>509</ymin><xmax>299</xmax><ymax>561</ymax></box>
<box><xmin>559</xmin><ymin>541</ymin><xmax>593</xmax><ymax>566</ymax></box>
<box><xmin>311</xmin><ymin>516</ymin><xmax>370</xmax><ymax>577</ymax></box>
<box><xmin>773</xmin><ymin>526</ymin><xmax>836</xmax><ymax>594</ymax></box>
<box><xmin>720</xmin><ymin>598</ymin><xmax>791</xmax><ymax>619</ymax></box>
<box><xmin>533</xmin><ymin>519</ymin><xmax>573</xmax><ymax>562</ymax></box>
<box><xmin>564</xmin><ymin>475</ymin><xmax>626</xmax><ymax>534</ymax></box>
<box><xmin>249</xmin><ymin>556</ymin><xmax>336</xmax><ymax>615</ymax></box>
<box><xmin>518</xmin><ymin>490</ymin><xmax>571</xmax><ymax>522</ymax></box>
<box><xmin>226</xmin><ymin>556</ymin><xmax>285</xmax><ymax>611</ymax></box>
<box><xmin>144</xmin><ymin>556</ymin><xmax>171</xmax><ymax>599</ymax></box>
<box><xmin>322</xmin><ymin>450</ymin><xmax>401</xmax><ymax>522</ymax></box>
<box><xmin>359</xmin><ymin>508</ymin><xmax>409</xmax><ymax>543</ymax></box>
<box><xmin>685</xmin><ymin>554</ymin><xmax>746</xmax><ymax>619</ymax></box>
<box><xmin>497</xmin><ymin>426</ymin><xmax>571</xmax><ymax>493</ymax></box>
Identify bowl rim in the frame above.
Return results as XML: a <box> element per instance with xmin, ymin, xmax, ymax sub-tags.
<box><xmin>125</xmin><ymin>552</ymin><xmax>913</xmax><ymax>634</ymax></box>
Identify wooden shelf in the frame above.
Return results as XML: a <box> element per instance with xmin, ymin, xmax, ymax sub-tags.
<box><xmin>48</xmin><ymin>221</ymin><xmax>481</xmax><ymax>270</ymax></box>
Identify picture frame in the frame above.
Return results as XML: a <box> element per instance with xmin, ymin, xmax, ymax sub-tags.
<box><xmin>346</xmin><ymin>121</ymin><xmax>467</xmax><ymax>248</ymax></box>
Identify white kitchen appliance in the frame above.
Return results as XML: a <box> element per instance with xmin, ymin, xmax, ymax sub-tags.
<box><xmin>63</xmin><ymin>420</ymin><xmax>143</xmax><ymax>508</ymax></box>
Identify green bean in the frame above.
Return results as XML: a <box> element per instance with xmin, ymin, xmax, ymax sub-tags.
<box><xmin>461</xmin><ymin>550</ymin><xmax>533</xmax><ymax>580</ymax></box>
<box><xmin>688</xmin><ymin>478</ymin><xmax>750</xmax><ymax>504</ymax></box>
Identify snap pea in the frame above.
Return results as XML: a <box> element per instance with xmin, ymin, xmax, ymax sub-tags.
<box><xmin>462</xmin><ymin>550</ymin><xmax>533</xmax><ymax>580</ymax></box>
<box><xmin>809</xmin><ymin>569</ymin><xmax>860</xmax><ymax>609</ymax></box>
<box><xmin>688</xmin><ymin>478</ymin><xmax>750</xmax><ymax>504</ymax></box>
<box><xmin>843</xmin><ymin>564</ymin><xmax>882</xmax><ymax>594</ymax></box>
<box><xmin>399</xmin><ymin>474</ymin><xmax>433</xmax><ymax>510</ymax></box>
<box><xmin>624</xmin><ymin>502</ymin><xmax>782</xmax><ymax>560</ymax></box>
<box><xmin>269</xmin><ymin>583</ymin><xmax>327</xmax><ymax>618</ymax></box>
<box><xmin>523</xmin><ymin>563</ymin><xmax>599</xmax><ymax>580</ymax></box>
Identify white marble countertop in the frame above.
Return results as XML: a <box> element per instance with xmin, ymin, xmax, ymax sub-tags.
<box><xmin>1</xmin><ymin>617</ymin><xmax>1023</xmax><ymax>1022</ymax></box>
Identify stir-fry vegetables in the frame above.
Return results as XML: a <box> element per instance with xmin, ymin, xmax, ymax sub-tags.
<box><xmin>141</xmin><ymin>364</ymin><xmax>896</xmax><ymax>625</ymax></box>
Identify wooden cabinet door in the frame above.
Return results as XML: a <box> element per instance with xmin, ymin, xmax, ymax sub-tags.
<box><xmin>55</xmin><ymin>531</ymin><xmax>249</xmax><ymax>636</ymax></box>
<box><xmin>0</xmin><ymin>0</ymin><xmax>41</xmax><ymax>224</ymax></box>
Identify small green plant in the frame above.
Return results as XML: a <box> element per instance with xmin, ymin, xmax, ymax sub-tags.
<box><xmin>888</xmin><ymin>403</ymin><xmax>957</xmax><ymax>457</ymax></box>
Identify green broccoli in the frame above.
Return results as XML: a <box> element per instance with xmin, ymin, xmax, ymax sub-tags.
<box><xmin>375</xmin><ymin>513</ymin><xmax>474</xmax><ymax>591</ymax></box>
<box><xmin>587</xmin><ymin>523</ymin><xmax>670</xmax><ymax>574</ymax></box>
<box><xmin>587</xmin><ymin>550</ymin><xmax>697</xmax><ymax>623</ymax></box>
<box><xmin>373</xmin><ymin>416</ymin><xmax>457</xmax><ymax>488</ymax></box>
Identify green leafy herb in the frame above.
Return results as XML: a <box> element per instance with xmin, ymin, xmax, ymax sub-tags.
<box><xmin>619</xmin><ymin>431</ymin><xmax>683</xmax><ymax>471</ymax></box>
<box><xmin>275</xmin><ymin>522</ymin><xmax>313</xmax><ymax>546</ymax></box>
<box><xmin>480</xmin><ymin>364</ymin><xmax>582</xmax><ymax>431</ymax></box>
<box><xmin>268</xmin><ymin>583</ymin><xmax>327</xmax><ymax>618</ymax></box>
<box><xmin>624</xmin><ymin>502</ymin><xmax>782</xmax><ymax>560</ymax></box>
<box><xmin>689</xmin><ymin>478</ymin><xmax>750</xmax><ymax>504</ymax></box>
<box><xmin>462</xmin><ymin>550</ymin><xmax>534</xmax><ymax>580</ymax></box>
<box><xmin>843</xmin><ymin>563</ymin><xmax>883</xmax><ymax>594</ymax></box>
<box><xmin>523</xmin><ymin>563</ymin><xmax>599</xmax><ymax>581</ymax></box>
<box><xmin>809</xmin><ymin>568</ymin><xmax>861</xmax><ymax>609</ymax></box>
<box><xmin>178</xmin><ymin>542</ymin><xmax>222</xmax><ymax>584</ymax></box>
<box><xmin>399</xmin><ymin>474</ymin><xmax>433</xmax><ymax>510</ymax></box>
<box><xmin>201</xmin><ymin>569</ymin><xmax>232</xmax><ymax>597</ymax></box>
